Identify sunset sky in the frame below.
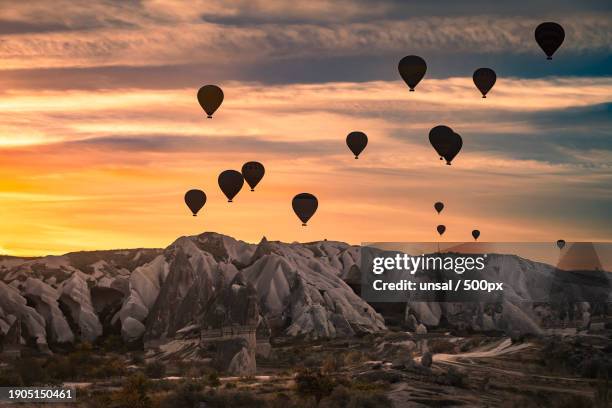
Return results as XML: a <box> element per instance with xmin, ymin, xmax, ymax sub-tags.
<box><xmin>0</xmin><ymin>1</ymin><xmax>611</xmax><ymax>256</ymax></box>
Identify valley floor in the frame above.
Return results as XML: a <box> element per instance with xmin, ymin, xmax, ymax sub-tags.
<box><xmin>1</xmin><ymin>330</ymin><xmax>610</xmax><ymax>407</ymax></box>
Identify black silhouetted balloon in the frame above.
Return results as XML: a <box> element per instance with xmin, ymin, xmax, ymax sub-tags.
<box><xmin>473</xmin><ymin>68</ymin><xmax>496</xmax><ymax>98</ymax></box>
<box><xmin>437</xmin><ymin>225</ymin><xmax>446</xmax><ymax>236</ymax></box>
<box><xmin>429</xmin><ymin>125</ymin><xmax>452</xmax><ymax>159</ymax></box>
<box><xmin>218</xmin><ymin>170</ymin><xmax>244</xmax><ymax>202</ymax></box>
<box><xmin>292</xmin><ymin>193</ymin><xmax>318</xmax><ymax>226</ymax></box>
<box><xmin>197</xmin><ymin>85</ymin><xmax>224</xmax><ymax>118</ymax></box>
<box><xmin>472</xmin><ymin>229</ymin><xmax>480</xmax><ymax>240</ymax></box>
<box><xmin>556</xmin><ymin>239</ymin><xmax>566</xmax><ymax>250</ymax></box>
<box><xmin>241</xmin><ymin>162</ymin><xmax>265</xmax><ymax>191</ymax></box>
<box><xmin>398</xmin><ymin>55</ymin><xmax>427</xmax><ymax>91</ymax></box>
<box><xmin>535</xmin><ymin>22</ymin><xmax>565</xmax><ymax>60</ymax></box>
<box><xmin>429</xmin><ymin>126</ymin><xmax>463</xmax><ymax>165</ymax></box>
<box><xmin>346</xmin><ymin>131</ymin><xmax>368</xmax><ymax>159</ymax></box>
<box><xmin>184</xmin><ymin>189</ymin><xmax>206</xmax><ymax>216</ymax></box>
<box><xmin>434</xmin><ymin>202</ymin><xmax>444</xmax><ymax>214</ymax></box>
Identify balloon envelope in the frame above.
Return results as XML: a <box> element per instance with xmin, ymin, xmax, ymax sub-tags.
<box><xmin>473</xmin><ymin>68</ymin><xmax>496</xmax><ymax>98</ymax></box>
<box><xmin>197</xmin><ymin>85</ymin><xmax>224</xmax><ymax>118</ymax></box>
<box><xmin>472</xmin><ymin>229</ymin><xmax>480</xmax><ymax>240</ymax></box>
<box><xmin>429</xmin><ymin>126</ymin><xmax>462</xmax><ymax>165</ymax></box>
<box><xmin>434</xmin><ymin>202</ymin><xmax>444</xmax><ymax>214</ymax></box>
<box><xmin>346</xmin><ymin>131</ymin><xmax>368</xmax><ymax>159</ymax></box>
<box><xmin>292</xmin><ymin>193</ymin><xmax>318</xmax><ymax>226</ymax></box>
<box><xmin>218</xmin><ymin>170</ymin><xmax>244</xmax><ymax>202</ymax></box>
<box><xmin>556</xmin><ymin>239</ymin><xmax>566</xmax><ymax>250</ymax></box>
<box><xmin>398</xmin><ymin>55</ymin><xmax>427</xmax><ymax>91</ymax></box>
<box><xmin>437</xmin><ymin>225</ymin><xmax>446</xmax><ymax>236</ymax></box>
<box><xmin>535</xmin><ymin>22</ymin><xmax>565</xmax><ymax>60</ymax></box>
<box><xmin>444</xmin><ymin>133</ymin><xmax>463</xmax><ymax>165</ymax></box>
<box><xmin>184</xmin><ymin>189</ymin><xmax>206</xmax><ymax>216</ymax></box>
<box><xmin>241</xmin><ymin>162</ymin><xmax>265</xmax><ymax>191</ymax></box>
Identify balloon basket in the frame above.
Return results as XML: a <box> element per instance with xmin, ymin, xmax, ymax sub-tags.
<box><xmin>251</xmin><ymin>189</ymin><xmax>254</xmax><ymax>192</ymax></box>
<box><xmin>207</xmin><ymin>115</ymin><xmax>213</xmax><ymax>119</ymax></box>
<box><xmin>354</xmin><ymin>156</ymin><xmax>358</xmax><ymax>159</ymax></box>
<box><xmin>482</xmin><ymin>95</ymin><xmax>486</xmax><ymax>98</ymax></box>
<box><xmin>409</xmin><ymin>88</ymin><xmax>414</xmax><ymax>92</ymax></box>
<box><xmin>192</xmin><ymin>214</ymin><xmax>197</xmax><ymax>217</ymax></box>
<box><xmin>228</xmin><ymin>200</ymin><xmax>232</xmax><ymax>203</ymax></box>
<box><xmin>547</xmin><ymin>57</ymin><xmax>552</xmax><ymax>60</ymax></box>
<box><xmin>302</xmin><ymin>223</ymin><xmax>307</xmax><ymax>226</ymax></box>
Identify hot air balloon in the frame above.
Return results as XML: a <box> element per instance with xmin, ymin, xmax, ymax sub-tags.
<box><xmin>398</xmin><ymin>55</ymin><xmax>427</xmax><ymax>92</ymax></box>
<box><xmin>557</xmin><ymin>239</ymin><xmax>566</xmax><ymax>250</ymax></box>
<box><xmin>434</xmin><ymin>202</ymin><xmax>444</xmax><ymax>214</ymax></box>
<box><xmin>292</xmin><ymin>193</ymin><xmax>318</xmax><ymax>226</ymax></box>
<box><xmin>184</xmin><ymin>189</ymin><xmax>206</xmax><ymax>216</ymax></box>
<box><xmin>429</xmin><ymin>126</ymin><xmax>463</xmax><ymax>165</ymax></box>
<box><xmin>197</xmin><ymin>85</ymin><xmax>224</xmax><ymax>118</ymax></box>
<box><xmin>472</xmin><ymin>229</ymin><xmax>480</xmax><ymax>241</ymax></box>
<box><xmin>218</xmin><ymin>170</ymin><xmax>244</xmax><ymax>202</ymax></box>
<box><xmin>437</xmin><ymin>225</ymin><xmax>446</xmax><ymax>236</ymax></box>
<box><xmin>535</xmin><ymin>22</ymin><xmax>565</xmax><ymax>60</ymax></box>
<box><xmin>429</xmin><ymin>125</ymin><xmax>452</xmax><ymax>160</ymax></box>
<box><xmin>346</xmin><ymin>131</ymin><xmax>368</xmax><ymax>159</ymax></box>
<box><xmin>241</xmin><ymin>161</ymin><xmax>265</xmax><ymax>191</ymax></box>
<box><xmin>473</xmin><ymin>68</ymin><xmax>496</xmax><ymax>98</ymax></box>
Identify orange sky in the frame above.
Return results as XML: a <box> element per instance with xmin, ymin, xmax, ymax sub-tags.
<box><xmin>0</xmin><ymin>1</ymin><xmax>611</xmax><ymax>256</ymax></box>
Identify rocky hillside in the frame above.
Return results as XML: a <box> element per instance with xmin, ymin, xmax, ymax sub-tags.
<box><xmin>0</xmin><ymin>233</ymin><xmax>384</xmax><ymax>351</ymax></box>
<box><xmin>1</xmin><ymin>233</ymin><xmax>609</xmax><ymax>353</ymax></box>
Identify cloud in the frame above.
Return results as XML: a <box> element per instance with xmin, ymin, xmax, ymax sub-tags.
<box><xmin>0</xmin><ymin>13</ymin><xmax>609</xmax><ymax>71</ymax></box>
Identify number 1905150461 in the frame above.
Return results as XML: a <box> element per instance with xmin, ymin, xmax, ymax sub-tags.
<box><xmin>1</xmin><ymin>387</ymin><xmax>76</xmax><ymax>402</ymax></box>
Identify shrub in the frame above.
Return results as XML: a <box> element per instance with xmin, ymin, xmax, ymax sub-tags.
<box><xmin>0</xmin><ymin>370</ymin><xmax>23</xmax><ymax>387</ymax></box>
<box><xmin>111</xmin><ymin>372</ymin><xmax>151</xmax><ymax>408</ymax></box>
<box><xmin>158</xmin><ymin>381</ymin><xmax>205</xmax><ymax>408</ymax></box>
<box><xmin>343</xmin><ymin>351</ymin><xmax>365</xmax><ymax>365</ymax></box>
<box><xmin>204</xmin><ymin>371</ymin><xmax>221</xmax><ymax>387</ymax></box>
<box><xmin>321</xmin><ymin>354</ymin><xmax>339</xmax><ymax>373</ymax></box>
<box><xmin>295</xmin><ymin>369</ymin><xmax>335</xmax><ymax>404</ymax></box>
<box><xmin>320</xmin><ymin>385</ymin><xmax>393</xmax><ymax>408</ymax></box>
<box><xmin>15</xmin><ymin>358</ymin><xmax>47</xmax><ymax>385</ymax></box>
<box><xmin>45</xmin><ymin>355</ymin><xmax>76</xmax><ymax>381</ymax></box>
<box><xmin>145</xmin><ymin>360</ymin><xmax>166</xmax><ymax>379</ymax></box>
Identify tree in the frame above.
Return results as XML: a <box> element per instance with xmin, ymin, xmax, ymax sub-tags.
<box><xmin>295</xmin><ymin>369</ymin><xmax>335</xmax><ymax>405</ymax></box>
<box><xmin>111</xmin><ymin>372</ymin><xmax>150</xmax><ymax>408</ymax></box>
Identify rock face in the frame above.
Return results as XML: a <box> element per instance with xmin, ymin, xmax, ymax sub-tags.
<box><xmin>0</xmin><ymin>281</ymin><xmax>47</xmax><ymax>349</ymax></box>
<box><xmin>60</xmin><ymin>273</ymin><xmax>103</xmax><ymax>342</ymax></box>
<box><xmin>197</xmin><ymin>273</ymin><xmax>262</xmax><ymax>375</ymax></box>
<box><xmin>0</xmin><ymin>248</ymin><xmax>159</xmax><ymax>349</ymax></box>
<box><xmin>22</xmin><ymin>278</ymin><xmax>74</xmax><ymax>344</ymax></box>
<box><xmin>242</xmin><ymin>238</ymin><xmax>385</xmax><ymax>338</ymax></box>
<box><xmin>2</xmin><ymin>231</ymin><xmax>608</xmax><ymax>358</ymax></box>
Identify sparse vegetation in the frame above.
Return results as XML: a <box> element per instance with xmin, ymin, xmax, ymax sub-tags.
<box><xmin>145</xmin><ymin>360</ymin><xmax>166</xmax><ymax>379</ymax></box>
<box><xmin>295</xmin><ymin>368</ymin><xmax>335</xmax><ymax>404</ymax></box>
<box><xmin>110</xmin><ymin>372</ymin><xmax>151</xmax><ymax>408</ymax></box>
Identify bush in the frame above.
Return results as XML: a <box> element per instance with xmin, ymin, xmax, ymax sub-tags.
<box><xmin>15</xmin><ymin>358</ymin><xmax>47</xmax><ymax>385</ymax></box>
<box><xmin>437</xmin><ymin>366</ymin><xmax>467</xmax><ymax>388</ymax></box>
<box><xmin>205</xmin><ymin>372</ymin><xmax>221</xmax><ymax>387</ymax></box>
<box><xmin>0</xmin><ymin>370</ymin><xmax>23</xmax><ymax>387</ymax></box>
<box><xmin>295</xmin><ymin>369</ymin><xmax>335</xmax><ymax>404</ymax></box>
<box><xmin>45</xmin><ymin>355</ymin><xmax>76</xmax><ymax>381</ymax></box>
<box><xmin>343</xmin><ymin>351</ymin><xmax>365</xmax><ymax>365</ymax></box>
<box><xmin>145</xmin><ymin>360</ymin><xmax>166</xmax><ymax>379</ymax></box>
<box><xmin>320</xmin><ymin>385</ymin><xmax>393</xmax><ymax>408</ymax></box>
<box><xmin>158</xmin><ymin>381</ymin><xmax>205</xmax><ymax>408</ymax></box>
<box><xmin>101</xmin><ymin>335</ymin><xmax>126</xmax><ymax>353</ymax></box>
<box><xmin>321</xmin><ymin>354</ymin><xmax>340</xmax><ymax>373</ymax></box>
<box><xmin>111</xmin><ymin>372</ymin><xmax>150</xmax><ymax>408</ymax></box>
